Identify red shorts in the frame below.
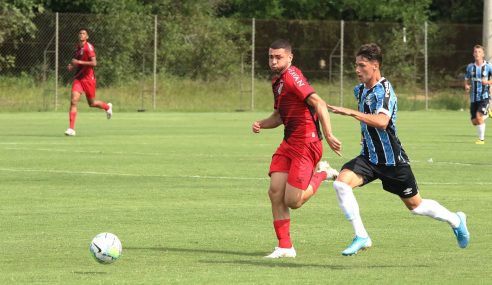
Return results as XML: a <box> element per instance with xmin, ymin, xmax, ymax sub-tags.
<box><xmin>269</xmin><ymin>139</ymin><xmax>323</xmax><ymax>190</ymax></box>
<box><xmin>72</xmin><ymin>78</ymin><xmax>96</xmax><ymax>99</ymax></box>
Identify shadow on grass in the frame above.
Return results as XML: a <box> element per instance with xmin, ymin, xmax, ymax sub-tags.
<box><xmin>200</xmin><ymin>259</ymin><xmax>430</xmax><ymax>269</ymax></box>
<box><xmin>125</xmin><ymin>246</ymin><xmax>264</xmax><ymax>257</ymax></box>
<box><xmin>73</xmin><ymin>271</ymin><xmax>108</xmax><ymax>275</ymax></box>
<box><xmin>124</xmin><ymin>246</ymin><xmax>431</xmax><ymax>269</ymax></box>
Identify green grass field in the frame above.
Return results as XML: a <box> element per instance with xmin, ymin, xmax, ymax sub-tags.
<box><xmin>0</xmin><ymin>111</ymin><xmax>489</xmax><ymax>284</ymax></box>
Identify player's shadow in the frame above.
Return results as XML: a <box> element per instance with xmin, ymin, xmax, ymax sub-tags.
<box><xmin>124</xmin><ymin>246</ymin><xmax>430</xmax><ymax>269</ymax></box>
<box><xmin>200</xmin><ymin>259</ymin><xmax>430</xmax><ymax>269</ymax></box>
<box><xmin>125</xmin><ymin>246</ymin><xmax>264</xmax><ymax>257</ymax></box>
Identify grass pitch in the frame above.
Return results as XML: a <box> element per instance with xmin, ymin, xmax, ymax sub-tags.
<box><xmin>0</xmin><ymin>111</ymin><xmax>489</xmax><ymax>284</ymax></box>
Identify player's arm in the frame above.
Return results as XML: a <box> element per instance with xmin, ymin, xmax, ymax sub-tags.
<box><xmin>252</xmin><ymin>109</ymin><xmax>282</xmax><ymax>133</ymax></box>
<box><xmin>306</xmin><ymin>93</ymin><xmax>341</xmax><ymax>156</ymax></box>
<box><xmin>72</xmin><ymin>56</ymin><xmax>97</xmax><ymax>67</ymax></box>
<box><xmin>464</xmin><ymin>78</ymin><xmax>471</xmax><ymax>91</ymax></box>
<box><xmin>327</xmin><ymin>104</ymin><xmax>390</xmax><ymax>129</ymax></box>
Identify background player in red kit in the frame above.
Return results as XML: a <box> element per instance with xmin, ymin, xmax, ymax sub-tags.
<box><xmin>64</xmin><ymin>28</ymin><xmax>112</xmax><ymax>136</ymax></box>
<box><xmin>252</xmin><ymin>39</ymin><xmax>342</xmax><ymax>258</ymax></box>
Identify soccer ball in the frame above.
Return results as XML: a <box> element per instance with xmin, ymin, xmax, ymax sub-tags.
<box><xmin>89</xmin><ymin>232</ymin><xmax>122</xmax><ymax>264</ymax></box>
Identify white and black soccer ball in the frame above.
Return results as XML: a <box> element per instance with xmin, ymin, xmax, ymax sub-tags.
<box><xmin>89</xmin><ymin>232</ymin><xmax>122</xmax><ymax>264</ymax></box>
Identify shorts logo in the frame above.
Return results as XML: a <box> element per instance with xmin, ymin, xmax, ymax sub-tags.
<box><xmin>403</xmin><ymin>188</ymin><xmax>413</xmax><ymax>196</ymax></box>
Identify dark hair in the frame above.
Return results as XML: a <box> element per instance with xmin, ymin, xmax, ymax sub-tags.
<box><xmin>78</xmin><ymin>27</ymin><xmax>89</xmax><ymax>34</ymax></box>
<box><xmin>270</xmin><ymin>39</ymin><xmax>292</xmax><ymax>52</ymax></box>
<box><xmin>474</xmin><ymin>44</ymin><xmax>484</xmax><ymax>51</ymax></box>
<box><xmin>356</xmin><ymin>43</ymin><xmax>382</xmax><ymax>65</ymax></box>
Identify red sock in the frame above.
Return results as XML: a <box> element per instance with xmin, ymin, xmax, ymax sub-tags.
<box><xmin>100</xmin><ymin>103</ymin><xmax>109</xmax><ymax>110</ymax></box>
<box><xmin>273</xmin><ymin>219</ymin><xmax>292</xmax><ymax>248</ymax></box>
<box><xmin>309</xmin><ymin>171</ymin><xmax>327</xmax><ymax>194</ymax></box>
<box><xmin>69</xmin><ymin>112</ymin><xmax>77</xmax><ymax>129</ymax></box>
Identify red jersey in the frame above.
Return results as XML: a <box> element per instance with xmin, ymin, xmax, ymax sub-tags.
<box><xmin>73</xmin><ymin>42</ymin><xmax>96</xmax><ymax>80</ymax></box>
<box><xmin>272</xmin><ymin>66</ymin><xmax>322</xmax><ymax>144</ymax></box>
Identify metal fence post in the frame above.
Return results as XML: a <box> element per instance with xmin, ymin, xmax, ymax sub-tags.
<box><xmin>425</xmin><ymin>21</ymin><xmax>428</xmax><ymax>111</ymax></box>
<box><xmin>251</xmin><ymin>18</ymin><xmax>255</xmax><ymax>111</ymax></box>
<box><xmin>55</xmin><ymin>12</ymin><xmax>59</xmax><ymax>111</ymax></box>
<box><xmin>340</xmin><ymin>20</ymin><xmax>344</xmax><ymax>107</ymax></box>
<box><xmin>153</xmin><ymin>15</ymin><xmax>157</xmax><ymax>111</ymax></box>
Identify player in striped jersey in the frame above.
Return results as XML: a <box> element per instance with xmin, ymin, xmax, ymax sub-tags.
<box><xmin>327</xmin><ymin>43</ymin><xmax>469</xmax><ymax>256</ymax></box>
<box><xmin>464</xmin><ymin>45</ymin><xmax>492</xmax><ymax>144</ymax></box>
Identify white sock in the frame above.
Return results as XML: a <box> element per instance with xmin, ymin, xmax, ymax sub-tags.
<box><xmin>477</xmin><ymin>124</ymin><xmax>485</xmax><ymax>140</ymax></box>
<box><xmin>411</xmin><ymin>199</ymin><xmax>460</xmax><ymax>228</ymax></box>
<box><xmin>333</xmin><ymin>181</ymin><xmax>368</xmax><ymax>238</ymax></box>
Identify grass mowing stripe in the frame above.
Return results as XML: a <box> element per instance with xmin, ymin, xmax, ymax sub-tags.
<box><xmin>0</xmin><ymin>111</ymin><xmax>490</xmax><ymax>285</ymax></box>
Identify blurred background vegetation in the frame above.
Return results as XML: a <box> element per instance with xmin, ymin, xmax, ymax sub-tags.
<box><xmin>0</xmin><ymin>0</ymin><xmax>482</xmax><ymax>111</ymax></box>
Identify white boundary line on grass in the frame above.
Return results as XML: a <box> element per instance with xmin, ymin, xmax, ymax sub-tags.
<box><xmin>0</xmin><ymin>168</ymin><xmax>267</xmax><ymax>181</ymax></box>
<box><xmin>3</xmin><ymin>147</ymin><xmax>484</xmax><ymax>166</ymax></box>
<box><xmin>1</xmin><ymin>167</ymin><xmax>492</xmax><ymax>185</ymax></box>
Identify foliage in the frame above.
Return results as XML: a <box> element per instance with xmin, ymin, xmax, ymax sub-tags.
<box><xmin>0</xmin><ymin>0</ymin><xmax>44</xmax><ymax>72</ymax></box>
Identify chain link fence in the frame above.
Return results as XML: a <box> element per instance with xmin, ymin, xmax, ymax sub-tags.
<box><xmin>0</xmin><ymin>13</ymin><xmax>482</xmax><ymax>112</ymax></box>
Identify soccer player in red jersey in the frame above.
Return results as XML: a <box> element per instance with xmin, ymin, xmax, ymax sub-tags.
<box><xmin>64</xmin><ymin>28</ymin><xmax>112</xmax><ymax>136</ymax></box>
<box><xmin>252</xmin><ymin>39</ymin><xmax>342</xmax><ymax>258</ymax></box>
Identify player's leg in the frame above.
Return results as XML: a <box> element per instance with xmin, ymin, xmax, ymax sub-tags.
<box><xmin>333</xmin><ymin>167</ymin><xmax>371</xmax><ymax>255</ymax></box>
<box><xmin>403</xmin><ymin>194</ymin><xmax>469</xmax><ymax>248</ymax></box>
<box><xmin>83</xmin><ymin>79</ymin><xmax>112</xmax><ymax>119</ymax></box>
<box><xmin>65</xmin><ymin>82</ymin><xmax>82</xmax><ymax>136</ymax></box>
<box><xmin>265</xmin><ymin>171</ymin><xmax>296</xmax><ymax>258</ymax></box>
<box><xmin>283</xmin><ymin>141</ymin><xmax>337</xmax><ymax>208</ymax></box>
<box><xmin>475</xmin><ymin>100</ymin><xmax>487</xmax><ymax>143</ymax></box>
<box><xmin>470</xmin><ymin>102</ymin><xmax>485</xmax><ymax>144</ymax></box>
<box><xmin>385</xmin><ymin>165</ymin><xmax>470</xmax><ymax>249</ymax></box>
<box><xmin>488</xmin><ymin>97</ymin><xmax>492</xmax><ymax>116</ymax></box>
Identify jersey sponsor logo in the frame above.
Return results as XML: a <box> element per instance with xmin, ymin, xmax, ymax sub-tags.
<box><xmin>288</xmin><ymin>68</ymin><xmax>305</xmax><ymax>87</ymax></box>
<box><xmin>384</xmin><ymin>80</ymin><xmax>390</xmax><ymax>98</ymax></box>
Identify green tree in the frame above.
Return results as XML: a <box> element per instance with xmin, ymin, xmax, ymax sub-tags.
<box><xmin>0</xmin><ymin>0</ymin><xmax>44</xmax><ymax>72</ymax></box>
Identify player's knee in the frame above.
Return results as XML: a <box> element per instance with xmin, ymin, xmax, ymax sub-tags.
<box><xmin>268</xmin><ymin>187</ymin><xmax>283</xmax><ymax>202</ymax></box>
<box><xmin>333</xmin><ymin>181</ymin><xmax>347</xmax><ymax>193</ymax></box>
<box><xmin>284</xmin><ymin>198</ymin><xmax>301</xmax><ymax>209</ymax></box>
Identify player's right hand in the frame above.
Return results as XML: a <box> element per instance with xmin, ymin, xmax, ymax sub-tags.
<box><xmin>252</xmin><ymin>121</ymin><xmax>261</xmax><ymax>133</ymax></box>
<box><xmin>67</xmin><ymin>64</ymin><xmax>73</xmax><ymax>71</ymax></box>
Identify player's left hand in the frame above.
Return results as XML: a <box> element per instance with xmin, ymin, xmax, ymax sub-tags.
<box><xmin>326</xmin><ymin>134</ymin><xmax>342</xmax><ymax>156</ymax></box>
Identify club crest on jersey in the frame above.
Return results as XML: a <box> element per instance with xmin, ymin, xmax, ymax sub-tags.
<box><xmin>277</xmin><ymin>80</ymin><xmax>284</xmax><ymax>95</ymax></box>
<box><xmin>365</xmin><ymin>94</ymin><xmax>373</xmax><ymax>106</ymax></box>
<box><xmin>288</xmin><ymin>69</ymin><xmax>305</xmax><ymax>87</ymax></box>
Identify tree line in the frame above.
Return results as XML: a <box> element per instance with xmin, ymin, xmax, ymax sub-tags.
<box><xmin>0</xmin><ymin>0</ymin><xmax>483</xmax><ymax>85</ymax></box>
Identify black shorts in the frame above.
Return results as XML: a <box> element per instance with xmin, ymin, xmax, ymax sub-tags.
<box><xmin>341</xmin><ymin>155</ymin><xmax>419</xmax><ymax>198</ymax></box>
<box><xmin>470</xmin><ymin>99</ymin><xmax>489</xmax><ymax>119</ymax></box>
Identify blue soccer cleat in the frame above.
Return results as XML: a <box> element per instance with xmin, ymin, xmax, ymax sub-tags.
<box><xmin>341</xmin><ymin>236</ymin><xmax>372</xmax><ymax>256</ymax></box>
<box><xmin>453</xmin><ymin>212</ymin><xmax>470</xmax><ymax>248</ymax></box>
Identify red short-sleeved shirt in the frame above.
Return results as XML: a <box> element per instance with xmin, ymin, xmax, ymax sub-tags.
<box><xmin>74</xmin><ymin>42</ymin><xmax>96</xmax><ymax>80</ymax></box>
<box><xmin>272</xmin><ymin>66</ymin><xmax>321</xmax><ymax>144</ymax></box>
